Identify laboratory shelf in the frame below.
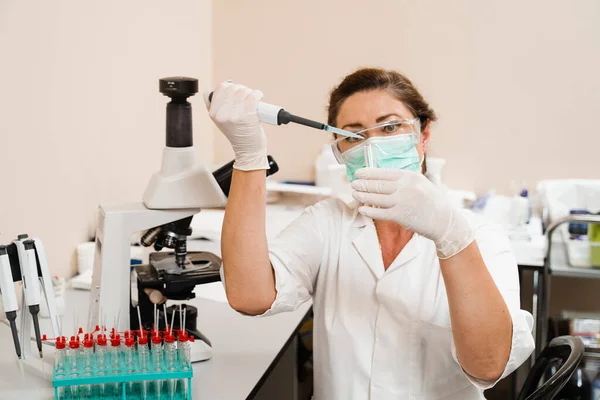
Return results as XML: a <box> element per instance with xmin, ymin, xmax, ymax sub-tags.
<box><xmin>548</xmin><ymin>242</ymin><xmax>600</xmax><ymax>279</ymax></box>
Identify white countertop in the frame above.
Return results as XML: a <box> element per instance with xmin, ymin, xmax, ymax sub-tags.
<box><xmin>0</xmin><ymin>286</ymin><xmax>312</xmax><ymax>400</ymax></box>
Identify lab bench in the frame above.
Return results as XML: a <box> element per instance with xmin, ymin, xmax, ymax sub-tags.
<box><xmin>0</xmin><ymin>286</ymin><xmax>312</xmax><ymax>400</ymax></box>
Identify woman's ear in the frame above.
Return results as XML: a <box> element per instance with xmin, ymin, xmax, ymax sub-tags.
<box><xmin>421</xmin><ymin>123</ymin><xmax>431</xmax><ymax>154</ymax></box>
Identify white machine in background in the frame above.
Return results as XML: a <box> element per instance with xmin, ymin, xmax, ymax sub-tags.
<box><xmin>0</xmin><ymin>236</ymin><xmax>61</xmax><ymax>361</ymax></box>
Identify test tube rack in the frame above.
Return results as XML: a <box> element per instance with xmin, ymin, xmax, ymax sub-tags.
<box><xmin>50</xmin><ymin>330</ymin><xmax>193</xmax><ymax>400</ymax></box>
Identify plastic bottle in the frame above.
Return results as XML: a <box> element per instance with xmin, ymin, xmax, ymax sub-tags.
<box><xmin>424</xmin><ymin>157</ymin><xmax>446</xmax><ymax>187</ymax></box>
<box><xmin>520</xmin><ymin>189</ymin><xmax>530</xmax><ymax>223</ymax></box>
<box><xmin>589</xmin><ymin>218</ymin><xmax>600</xmax><ymax>268</ymax></box>
<box><xmin>315</xmin><ymin>144</ymin><xmax>337</xmax><ymax>188</ymax></box>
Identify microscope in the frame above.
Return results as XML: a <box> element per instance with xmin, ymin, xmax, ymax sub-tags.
<box><xmin>89</xmin><ymin>77</ymin><xmax>278</xmax><ymax>361</ymax></box>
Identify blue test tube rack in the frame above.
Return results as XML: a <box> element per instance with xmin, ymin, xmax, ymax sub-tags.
<box><xmin>52</xmin><ymin>340</ymin><xmax>193</xmax><ymax>400</ymax></box>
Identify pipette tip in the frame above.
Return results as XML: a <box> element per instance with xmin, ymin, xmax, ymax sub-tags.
<box><xmin>324</xmin><ymin>125</ymin><xmax>362</xmax><ymax>139</ymax></box>
<box><xmin>39</xmin><ymin>351</ymin><xmax>43</xmax><ymax>358</ymax></box>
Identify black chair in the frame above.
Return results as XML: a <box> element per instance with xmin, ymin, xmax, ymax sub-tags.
<box><xmin>518</xmin><ymin>335</ymin><xmax>585</xmax><ymax>400</ymax></box>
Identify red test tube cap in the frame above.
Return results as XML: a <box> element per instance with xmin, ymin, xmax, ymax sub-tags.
<box><xmin>83</xmin><ymin>337</ymin><xmax>94</xmax><ymax>348</ymax></box>
<box><xmin>97</xmin><ymin>334</ymin><xmax>107</xmax><ymax>346</ymax></box>
<box><xmin>110</xmin><ymin>334</ymin><xmax>121</xmax><ymax>347</ymax></box>
<box><xmin>178</xmin><ymin>331</ymin><xmax>189</xmax><ymax>342</ymax></box>
<box><xmin>164</xmin><ymin>333</ymin><xmax>175</xmax><ymax>343</ymax></box>
<box><xmin>151</xmin><ymin>332</ymin><xmax>162</xmax><ymax>345</ymax></box>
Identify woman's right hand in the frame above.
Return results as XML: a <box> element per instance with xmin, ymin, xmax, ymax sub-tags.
<box><xmin>205</xmin><ymin>81</ymin><xmax>269</xmax><ymax>171</ymax></box>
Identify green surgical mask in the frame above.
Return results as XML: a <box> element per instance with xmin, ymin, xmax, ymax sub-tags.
<box><xmin>343</xmin><ymin>135</ymin><xmax>421</xmax><ymax>182</ymax></box>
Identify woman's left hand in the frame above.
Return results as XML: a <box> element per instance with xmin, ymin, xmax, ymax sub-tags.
<box><xmin>351</xmin><ymin>168</ymin><xmax>475</xmax><ymax>259</ymax></box>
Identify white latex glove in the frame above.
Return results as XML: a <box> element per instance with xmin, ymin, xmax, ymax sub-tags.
<box><xmin>205</xmin><ymin>81</ymin><xmax>269</xmax><ymax>171</ymax></box>
<box><xmin>351</xmin><ymin>168</ymin><xmax>475</xmax><ymax>259</ymax></box>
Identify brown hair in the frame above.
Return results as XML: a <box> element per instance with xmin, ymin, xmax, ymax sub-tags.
<box><xmin>327</xmin><ymin>68</ymin><xmax>437</xmax><ymax>129</ymax></box>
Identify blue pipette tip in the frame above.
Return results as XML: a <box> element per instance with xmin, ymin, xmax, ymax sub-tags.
<box><xmin>324</xmin><ymin>125</ymin><xmax>362</xmax><ymax>139</ymax></box>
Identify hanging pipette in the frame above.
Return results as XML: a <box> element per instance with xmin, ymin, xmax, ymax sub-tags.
<box><xmin>0</xmin><ymin>246</ymin><xmax>21</xmax><ymax>358</ymax></box>
<box><xmin>21</xmin><ymin>240</ymin><xmax>44</xmax><ymax>357</ymax></box>
<box><xmin>205</xmin><ymin>91</ymin><xmax>361</xmax><ymax>139</ymax></box>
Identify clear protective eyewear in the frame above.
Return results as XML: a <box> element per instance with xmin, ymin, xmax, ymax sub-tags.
<box><xmin>331</xmin><ymin>119</ymin><xmax>421</xmax><ymax>165</ymax></box>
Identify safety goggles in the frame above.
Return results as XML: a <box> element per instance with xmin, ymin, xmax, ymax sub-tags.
<box><xmin>331</xmin><ymin>119</ymin><xmax>421</xmax><ymax>165</ymax></box>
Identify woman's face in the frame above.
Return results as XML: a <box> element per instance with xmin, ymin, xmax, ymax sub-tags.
<box><xmin>335</xmin><ymin>90</ymin><xmax>430</xmax><ymax>160</ymax></box>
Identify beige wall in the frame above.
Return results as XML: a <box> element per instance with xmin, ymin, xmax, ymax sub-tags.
<box><xmin>212</xmin><ymin>0</ymin><xmax>600</xmax><ymax>195</ymax></box>
<box><xmin>2</xmin><ymin>1</ymin><xmax>599</xmax><ymax>278</ymax></box>
<box><xmin>0</xmin><ymin>1</ymin><xmax>213</xmax><ymax>277</ymax></box>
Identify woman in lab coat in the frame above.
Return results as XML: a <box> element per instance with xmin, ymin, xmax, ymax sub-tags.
<box><xmin>206</xmin><ymin>68</ymin><xmax>534</xmax><ymax>399</ymax></box>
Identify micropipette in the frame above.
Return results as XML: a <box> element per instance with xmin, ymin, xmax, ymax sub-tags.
<box><xmin>21</xmin><ymin>239</ymin><xmax>44</xmax><ymax>357</ymax></box>
<box><xmin>205</xmin><ymin>91</ymin><xmax>361</xmax><ymax>139</ymax></box>
<box><xmin>0</xmin><ymin>246</ymin><xmax>21</xmax><ymax>358</ymax></box>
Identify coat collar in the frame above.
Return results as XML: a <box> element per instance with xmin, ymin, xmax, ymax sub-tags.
<box><xmin>349</xmin><ymin>204</ymin><xmax>420</xmax><ymax>279</ymax></box>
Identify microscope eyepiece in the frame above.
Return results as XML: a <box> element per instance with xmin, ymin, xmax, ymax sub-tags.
<box><xmin>159</xmin><ymin>77</ymin><xmax>198</xmax><ymax>98</ymax></box>
<box><xmin>159</xmin><ymin>77</ymin><xmax>197</xmax><ymax>148</ymax></box>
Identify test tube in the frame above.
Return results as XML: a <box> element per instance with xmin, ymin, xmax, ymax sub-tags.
<box><xmin>164</xmin><ymin>331</ymin><xmax>177</xmax><ymax>371</ymax></box>
<box><xmin>104</xmin><ymin>333</ymin><xmax>122</xmax><ymax>398</ymax></box>
<box><xmin>81</xmin><ymin>334</ymin><xmax>94</xmax><ymax>375</ymax></box>
<box><xmin>77</xmin><ymin>383</ymin><xmax>91</xmax><ymax>399</ymax></box>
<box><xmin>177</xmin><ymin>331</ymin><xmax>191</xmax><ymax>370</ymax></box>
<box><xmin>151</xmin><ymin>331</ymin><xmax>164</xmax><ymax>397</ymax></box>
<box><xmin>124</xmin><ymin>331</ymin><xmax>136</xmax><ymax>372</ymax></box>
<box><xmin>364</xmin><ymin>142</ymin><xmax>378</xmax><ymax>168</ymax></box>
<box><xmin>120</xmin><ymin>331</ymin><xmax>136</xmax><ymax>397</ymax></box>
<box><xmin>66</xmin><ymin>336</ymin><xmax>81</xmax><ymax>377</ymax></box>
<box><xmin>95</xmin><ymin>334</ymin><xmax>109</xmax><ymax>374</ymax></box>
<box><xmin>176</xmin><ymin>379</ymin><xmax>188</xmax><ymax>399</ymax></box>
<box><xmin>137</xmin><ymin>330</ymin><xmax>150</xmax><ymax>372</ymax></box>
<box><xmin>79</xmin><ymin>335</ymin><xmax>94</xmax><ymax>399</ymax></box>
<box><xmin>66</xmin><ymin>336</ymin><xmax>81</xmax><ymax>398</ymax></box>
<box><xmin>137</xmin><ymin>330</ymin><xmax>150</xmax><ymax>400</ymax></box>
<box><xmin>151</xmin><ymin>331</ymin><xmax>164</xmax><ymax>371</ymax></box>
<box><xmin>109</xmin><ymin>334</ymin><xmax>122</xmax><ymax>372</ymax></box>
<box><xmin>54</xmin><ymin>336</ymin><xmax>67</xmax><ymax>374</ymax></box>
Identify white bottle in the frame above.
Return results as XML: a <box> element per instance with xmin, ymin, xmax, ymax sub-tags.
<box><xmin>315</xmin><ymin>144</ymin><xmax>338</xmax><ymax>188</ymax></box>
<box><xmin>315</xmin><ymin>144</ymin><xmax>352</xmax><ymax>196</ymax></box>
<box><xmin>425</xmin><ymin>157</ymin><xmax>446</xmax><ymax>187</ymax></box>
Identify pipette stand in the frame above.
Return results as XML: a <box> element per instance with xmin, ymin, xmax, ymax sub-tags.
<box><xmin>14</xmin><ymin>238</ymin><xmax>62</xmax><ymax>361</ymax></box>
<box><xmin>0</xmin><ymin>236</ymin><xmax>61</xmax><ymax>381</ymax></box>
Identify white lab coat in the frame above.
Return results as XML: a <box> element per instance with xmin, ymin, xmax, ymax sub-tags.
<box><xmin>260</xmin><ymin>198</ymin><xmax>534</xmax><ymax>399</ymax></box>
